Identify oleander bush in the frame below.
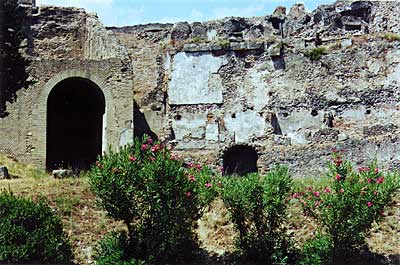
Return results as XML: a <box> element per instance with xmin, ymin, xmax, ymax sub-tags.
<box><xmin>220</xmin><ymin>166</ymin><xmax>294</xmax><ymax>264</ymax></box>
<box><xmin>0</xmin><ymin>191</ymin><xmax>72</xmax><ymax>263</ymax></box>
<box><xmin>89</xmin><ymin>137</ymin><xmax>217</xmax><ymax>263</ymax></box>
<box><xmin>294</xmin><ymin>151</ymin><xmax>400</xmax><ymax>259</ymax></box>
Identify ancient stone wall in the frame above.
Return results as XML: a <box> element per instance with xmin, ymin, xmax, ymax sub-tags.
<box><xmin>110</xmin><ymin>0</ymin><xmax>400</xmax><ymax>176</ymax></box>
<box><xmin>1</xmin><ymin>0</ymin><xmax>399</xmax><ymax>175</ymax></box>
<box><xmin>0</xmin><ymin>4</ymin><xmax>133</xmax><ymax>167</ymax></box>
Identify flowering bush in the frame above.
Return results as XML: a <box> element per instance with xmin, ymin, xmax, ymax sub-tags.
<box><xmin>89</xmin><ymin>137</ymin><xmax>217</xmax><ymax>263</ymax></box>
<box><xmin>296</xmin><ymin>151</ymin><xmax>400</xmax><ymax>257</ymax></box>
<box><xmin>220</xmin><ymin>166</ymin><xmax>294</xmax><ymax>264</ymax></box>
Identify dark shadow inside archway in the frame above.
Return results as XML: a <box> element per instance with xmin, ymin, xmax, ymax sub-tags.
<box><xmin>46</xmin><ymin>78</ymin><xmax>105</xmax><ymax>172</ymax></box>
<box><xmin>223</xmin><ymin>145</ymin><xmax>258</xmax><ymax>176</ymax></box>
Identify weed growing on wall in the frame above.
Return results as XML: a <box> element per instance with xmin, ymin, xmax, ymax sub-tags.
<box><xmin>89</xmin><ymin>137</ymin><xmax>217</xmax><ymax>263</ymax></box>
<box><xmin>303</xmin><ymin>47</ymin><xmax>326</xmax><ymax>60</ymax></box>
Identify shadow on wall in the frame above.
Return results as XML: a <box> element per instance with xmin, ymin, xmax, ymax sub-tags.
<box><xmin>0</xmin><ymin>1</ymin><xmax>32</xmax><ymax>118</ymax></box>
<box><xmin>133</xmin><ymin>101</ymin><xmax>158</xmax><ymax>141</ymax></box>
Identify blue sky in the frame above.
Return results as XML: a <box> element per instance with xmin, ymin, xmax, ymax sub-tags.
<box><xmin>35</xmin><ymin>0</ymin><xmax>334</xmax><ymax>27</ymax></box>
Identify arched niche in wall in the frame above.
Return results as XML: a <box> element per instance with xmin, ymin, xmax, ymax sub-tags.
<box><xmin>46</xmin><ymin>77</ymin><xmax>105</xmax><ymax>171</ymax></box>
<box><xmin>223</xmin><ymin>145</ymin><xmax>258</xmax><ymax>176</ymax></box>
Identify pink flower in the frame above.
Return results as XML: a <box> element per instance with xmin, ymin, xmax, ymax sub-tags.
<box><xmin>141</xmin><ymin>144</ymin><xmax>149</xmax><ymax>151</ymax></box>
<box><xmin>367</xmin><ymin>201</ymin><xmax>373</xmax><ymax>207</ymax></box>
<box><xmin>205</xmin><ymin>183</ymin><xmax>212</xmax><ymax>188</ymax></box>
<box><xmin>373</xmin><ymin>191</ymin><xmax>378</xmax><ymax>196</ymax></box>
<box><xmin>314</xmin><ymin>201</ymin><xmax>320</xmax><ymax>206</ymax></box>
<box><xmin>185</xmin><ymin>191</ymin><xmax>191</xmax><ymax>198</ymax></box>
<box><xmin>150</xmin><ymin>157</ymin><xmax>155</xmax><ymax>162</ymax></box>
<box><xmin>151</xmin><ymin>144</ymin><xmax>160</xmax><ymax>152</ymax></box>
<box><xmin>359</xmin><ymin>167</ymin><xmax>370</xmax><ymax>173</ymax></box>
<box><xmin>129</xmin><ymin>156</ymin><xmax>136</xmax><ymax>162</ymax></box>
<box><xmin>324</xmin><ymin>188</ymin><xmax>331</xmax><ymax>193</ymax></box>
<box><xmin>306</xmin><ymin>186</ymin><xmax>313</xmax><ymax>191</ymax></box>
<box><xmin>335</xmin><ymin>174</ymin><xmax>341</xmax><ymax>181</ymax></box>
<box><xmin>376</xmin><ymin>177</ymin><xmax>384</xmax><ymax>184</ymax></box>
<box><xmin>374</xmin><ymin>168</ymin><xmax>379</xmax><ymax>174</ymax></box>
<box><xmin>339</xmin><ymin>188</ymin><xmax>344</xmax><ymax>193</ymax></box>
<box><xmin>147</xmin><ymin>138</ymin><xmax>153</xmax><ymax>145</ymax></box>
<box><xmin>170</xmin><ymin>155</ymin><xmax>179</xmax><ymax>161</ymax></box>
<box><xmin>334</xmin><ymin>159</ymin><xmax>343</xmax><ymax>167</ymax></box>
<box><xmin>196</xmin><ymin>164</ymin><xmax>202</xmax><ymax>170</ymax></box>
<box><xmin>219</xmin><ymin>166</ymin><xmax>224</xmax><ymax>173</ymax></box>
<box><xmin>313</xmin><ymin>191</ymin><xmax>320</xmax><ymax>197</ymax></box>
<box><xmin>292</xmin><ymin>193</ymin><xmax>300</xmax><ymax>199</ymax></box>
<box><xmin>188</xmin><ymin>175</ymin><xmax>196</xmax><ymax>182</ymax></box>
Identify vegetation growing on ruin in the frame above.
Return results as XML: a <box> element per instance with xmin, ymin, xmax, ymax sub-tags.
<box><xmin>381</xmin><ymin>33</ymin><xmax>400</xmax><ymax>42</ymax></box>
<box><xmin>303</xmin><ymin>47</ymin><xmax>327</xmax><ymax>60</ymax></box>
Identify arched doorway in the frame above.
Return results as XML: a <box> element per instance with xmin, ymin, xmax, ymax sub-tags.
<box><xmin>46</xmin><ymin>77</ymin><xmax>105</xmax><ymax>171</ymax></box>
<box><xmin>223</xmin><ymin>145</ymin><xmax>258</xmax><ymax>176</ymax></box>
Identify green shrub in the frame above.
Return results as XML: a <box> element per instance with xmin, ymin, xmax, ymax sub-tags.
<box><xmin>296</xmin><ymin>151</ymin><xmax>400</xmax><ymax>257</ymax></box>
<box><xmin>0</xmin><ymin>191</ymin><xmax>72</xmax><ymax>263</ymax></box>
<box><xmin>381</xmin><ymin>33</ymin><xmax>400</xmax><ymax>42</ymax></box>
<box><xmin>220</xmin><ymin>166</ymin><xmax>293</xmax><ymax>264</ymax></box>
<box><xmin>95</xmin><ymin>231</ymin><xmax>147</xmax><ymax>265</ymax></box>
<box><xmin>303</xmin><ymin>47</ymin><xmax>326</xmax><ymax>60</ymax></box>
<box><xmin>299</xmin><ymin>234</ymin><xmax>333</xmax><ymax>265</ymax></box>
<box><xmin>217</xmin><ymin>38</ymin><xmax>230</xmax><ymax>49</ymax></box>
<box><xmin>89</xmin><ymin>137</ymin><xmax>217</xmax><ymax>262</ymax></box>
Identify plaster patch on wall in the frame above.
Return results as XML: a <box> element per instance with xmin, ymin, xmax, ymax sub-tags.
<box><xmin>169</xmin><ymin>52</ymin><xmax>227</xmax><ymax>105</ymax></box>
<box><xmin>278</xmin><ymin>110</ymin><xmax>322</xmax><ymax>145</ymax></box>
<box><xmin>206</xmin><ymin>123</ymin><xmax>219</xmax><ymax>142</ymax></box>
<box><xmin>172</xmin><ymin>113</ymin><xmax>207</xmax><ymax>141</ymax></box>
<box><xmin>119</xmin><ymin>128</ymin><xmax>133</xmax><ymax>147</ymax></box>
<box><xmin>245</xmin><ymin>68</ymin><xmax>271</xmax><ymax>110</ymax></box>
<box><xmin>224</xmin><ymin>111</ymin><xmax>265</xmax><ymax>144</ymax></box>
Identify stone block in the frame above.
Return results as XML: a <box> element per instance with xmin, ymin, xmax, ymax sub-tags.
<box><xmin>52</xmin><ymin>169</ymin><xmax>74</xmax><ymax>179</ymax></box>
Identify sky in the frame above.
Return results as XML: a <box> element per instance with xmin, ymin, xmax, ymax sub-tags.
<box><xmin>35</xmin><ymin>0</ymin><xmax>335</xmax><ymax>27</ymax></box>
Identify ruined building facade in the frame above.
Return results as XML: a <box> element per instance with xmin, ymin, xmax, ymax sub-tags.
<box><xmin>0</xmin><ymin>0</ymin><xmax>399</xmax><ymax>176</ymax></box>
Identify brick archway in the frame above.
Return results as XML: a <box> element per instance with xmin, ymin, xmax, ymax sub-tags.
<box><xmin>32</xmin><ymin>69</ymin><xmax>119</xmax><ymax>169</ymax></box>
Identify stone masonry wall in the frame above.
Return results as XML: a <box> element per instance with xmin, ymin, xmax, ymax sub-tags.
<box><xmin>1</xmin><ymin>0</ymin><xmax>399</xmax><ymax>176</ymax></box>
<box><xmin>110</xmin><ymin>0</ymin><xmax>400</xmax><ymax>176</ymax></box>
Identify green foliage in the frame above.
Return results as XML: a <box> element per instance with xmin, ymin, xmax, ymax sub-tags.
<box><xmin>381</xmin><ymin>33</ymin><xmax>400</xmax><ymax>42</ymax></box>
<box><xmin>89</xmin><ymin>137</ymin><xmax>217</xmax><ymax>262</ymax></box>
<box><xmin>220</xmin><ymin>166</ymin><xmax>293</xmax><ymax>264</ymax></box>
<box><xmin>299</xmin><ymin>234</ymin><xmax>333</xmax><ymax>265</ymax></box>
<box><xmin>189</xmin><ymin>36</ymin><xmax>207</xmax><ymax>43</ymax></box>
<box><xmin>296</xmin><ymin>151</ymin><xmax>400</xmax><ymax>257</ymax></box>
<box><xmin>217</xmin><ymin>38</ymin><xmax>231</xmax><ymax>49</ymax></box>
<box><xmin>0</xmin><ymin>191</ymin><xmax>72</xmax><ymax>263</ymax></box>
<box><xmin>95</xmin><ymin>231</ymin><xmax>147</xmax><ymax>265</ymax></box>
<box><xmin>303</xmin><ymin>47</ymin><xmax>326</xmax><ymax>60</ymax></box>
